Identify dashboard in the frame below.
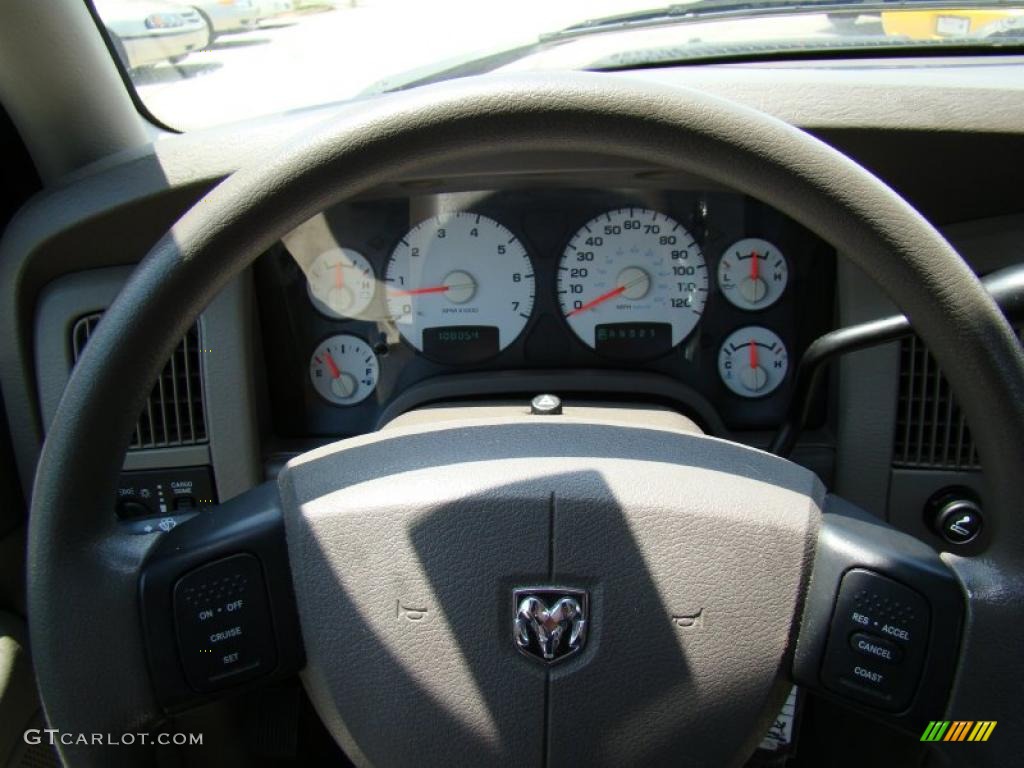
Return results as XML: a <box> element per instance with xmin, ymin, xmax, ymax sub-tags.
<box><xmin>254</xmin><ymin>187</ymin><xmax>835</xmax><ymax>439</ymax></box>
<box><xmin>4</xmin><ymin>56</ymin><xmax>1022</xmax><ymax>543</ymax></box>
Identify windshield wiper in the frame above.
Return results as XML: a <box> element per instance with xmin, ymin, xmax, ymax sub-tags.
<box><xmin>541</xmin><ymin>0</ymin><xmax>1005</xmax><ymax>41</ymax></box>
<box><xmin>542</xmin><ymin>1</ymin><xmax>840</xmax><ymax>40</ymax></box>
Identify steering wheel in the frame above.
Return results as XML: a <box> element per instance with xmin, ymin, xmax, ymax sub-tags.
<box><xmin>28</xmin><ymin>73</ymin><xmax>1024</xmax><ymax>767</ymax></box>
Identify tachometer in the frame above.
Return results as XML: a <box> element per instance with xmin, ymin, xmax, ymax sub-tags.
<box><xmin>557</xmin><ymin>208</ymin><xmax>707</xmax><ymax>359</ymax></box>
<box><xmin>384</xmin><ymin>213</ymin><xmax>534</xmax><ymax>364</ymax></box>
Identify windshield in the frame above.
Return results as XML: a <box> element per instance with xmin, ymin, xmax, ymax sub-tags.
<box><xmin>89</xmin><ymin>0</ymin><xmax>1024</xmax><ymax>131</ymax></box>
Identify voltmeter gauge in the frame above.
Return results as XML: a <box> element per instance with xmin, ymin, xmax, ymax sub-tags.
<box><xmin>718</xmin><ymin>326</ymin><xmax>788</xmax><ymax>398</ymax></box>
<box><xmin>308</xmin><ymin>334</ymin><xmax>379</xmax><ymax>406</ymax></box>
<box><xmin>306</xmin><ymin>248</ymin><xmax>376</xmax><ymax>319</ymax></box>
<box><xmin>717</xmin><ymin>238</ymin><xmax>788</xmax><ymax>310</ymax></box>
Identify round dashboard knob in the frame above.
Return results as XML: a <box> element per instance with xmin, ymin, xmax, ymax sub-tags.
<box><xmin>530</xmin><ymin>394</ymin><xmax>563</xmax><ymax>416</ymax></box>
<box><xmin>934</xmin><ymin>497</ymin><xmax>983</xmax><ymax>545</ymax></box>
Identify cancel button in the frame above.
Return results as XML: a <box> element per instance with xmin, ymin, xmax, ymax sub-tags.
<box><xmin>850</xmin><ymin>632</ymin><xmax>903</xmax><ymax>664</ymax></box>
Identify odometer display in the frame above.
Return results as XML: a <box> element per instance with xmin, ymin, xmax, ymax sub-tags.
<box><xmin>595</xmin><ymin>322</ymin><xmax>673</xmax><ymax>359</ymax></box>
<box><xmin>422</xmin><ymin>325</ymin><xmax>500</xmax><ymax>365</ymax></box>
<box><xmin>558</xmin><ymin>208</ymin><xmax>707</xmax><ymax>358</ymax></box>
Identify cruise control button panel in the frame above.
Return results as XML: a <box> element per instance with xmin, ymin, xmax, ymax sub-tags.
<box><xmin>173</xmin><ymin>554</ymin><xmax>278</xmax><ymax>692</ymax></box>
<box><xmin>821</xmin><ymin>569</ymin><xmax>930</xmax><ymax>712</ymax></box>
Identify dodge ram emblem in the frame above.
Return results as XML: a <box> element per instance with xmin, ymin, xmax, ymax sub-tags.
<box><xmin>513</xmin><ymin>587</ymin><xmax>588</xmax><ymax>663</ymax></box>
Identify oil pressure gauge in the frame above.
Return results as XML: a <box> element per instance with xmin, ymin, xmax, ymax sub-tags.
<box><xmin>309</xmin><ymin>334</ymin><xmax>379</xmax><ymax>406</ymax></box>
<box><xmin>717</xmin><ymin>238</ymin><xmax>788</xmax><ymax>310</ymax></box>
<box><xmin>718</xmin><ymin>326</ymin><xmax>788</xmax><ymax>398</ymax></box>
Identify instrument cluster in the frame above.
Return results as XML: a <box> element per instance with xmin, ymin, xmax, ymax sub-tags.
<box><xmin>254</xmin><ymin>188</ymin><xmax>835</xmax><ymax>438</ymax></box>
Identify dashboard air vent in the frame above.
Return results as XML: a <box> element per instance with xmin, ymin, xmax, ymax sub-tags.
<box><xmin>71</xmin><ymin>312</ymin><xmax>207</xmax><ymax>450</ymax></box>
<box><xmin>893</xmin><ymin>329</ymin><xmax>1022</xmax><ymax>470</ymax></box>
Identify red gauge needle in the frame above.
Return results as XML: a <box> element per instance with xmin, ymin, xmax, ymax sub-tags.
<box><xmin>321</xmin><ymin>351</ymin><xmax>342</xmax><ymax>380</ymax></box>
<box><xmin>389</xmin><ymin>278</ymin><xmax>477</xmax><ymax>297</ymax></box>
<box><xmin>388</xmin><ymin>285</ymin><xmax>451</xmax><ymax>297</ymax></box>
<box><xmin>749</xmin><ymin>340</ymin><xmax>759</xmax><ymax>370</ymax></box>
<box><xmin>566</xmin><ymin>271</ymin><xmax>652</xmax><ymax>318</ymax></box>
<box><xmin>334</xmin><ymin>263</ymin><xmax>344</xmax><ymax>290</ymax></box>
<box><xmin>750</xmin><ymin>250</ymin><xmax>760</xmax><ymax>281</ymax></box>
<box><xmin>566</xmin><ymin>284</ymin><xmax>627</xmax><ymax>318</ymax></box>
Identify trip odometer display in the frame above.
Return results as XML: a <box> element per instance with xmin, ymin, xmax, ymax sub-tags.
<box><xmin>385</xmin><ymin>213</ymin><xmax>534</xmax><ymax>364</ymax></box>
<box><xmin>558</xmin><ymin>208</ymin><xmax>707</xmax><ymax>359</ymax></box>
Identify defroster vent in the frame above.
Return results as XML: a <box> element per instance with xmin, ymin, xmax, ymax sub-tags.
<box><xmin>894</xmin><ymin>329</ymin><xmax>1022</xmax><ymax>470</ymax></box>
<box><xmin>71</xmin><ymin>312</ymin><xmax>207</xmax><ymax>450</ymax></box>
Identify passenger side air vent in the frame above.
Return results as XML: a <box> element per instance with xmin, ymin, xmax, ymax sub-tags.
<box><xmin>71</xmin><ymin>313</ymin><xmax>207</xmax><ymax>450</ymax></box>
<box><xmin>893</xmin><ymin>329</ymin><xmax>1023</xmax><ymax>470</ymax></box>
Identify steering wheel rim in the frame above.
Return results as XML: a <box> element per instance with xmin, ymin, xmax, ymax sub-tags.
<box><xmin>28</xmin><ymin>72</ymin><xmax>1024</xmax><ymax>766</ymax></box>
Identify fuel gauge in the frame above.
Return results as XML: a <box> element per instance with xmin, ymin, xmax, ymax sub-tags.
<box><xmin>309</xmin><ymin>334</ymin><xmax>379</xmax><ymax>406</ymax></box>
<box><xmin>718</xmin><ymin>326</ymin><xmax>788</xmax><ymax>398</ymax></box>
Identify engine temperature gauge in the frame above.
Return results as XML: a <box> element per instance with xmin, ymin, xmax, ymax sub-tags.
<box><xmin>717</xmin><ymin>238</ymin><xmax>788</xmax><ymax>310</ymax></box>
<box><xmin>309</xmin><ymin>334</ymin><xmax>379</xmax><ymax>406</ymax></box>
<box><xmin>306</xmin><ymin>248</ymin><xmax>376</xmax><ymax>319</ymax></box>
<box><xmin>718</xmin><ymin>326</ymin><xmax>788</xmax><ymax>398</ymax></box>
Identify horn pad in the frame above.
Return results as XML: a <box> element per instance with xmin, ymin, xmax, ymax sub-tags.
<box><xmin>279</xmin><ymin>420</ymin><xmax>821</xmax><ymax>767</ymax></box>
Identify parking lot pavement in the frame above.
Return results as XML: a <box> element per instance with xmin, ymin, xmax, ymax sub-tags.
<box><xmin>132</xmin><ymin>1</ymin><xmax>839</xmax><ymax>131</ymax></box>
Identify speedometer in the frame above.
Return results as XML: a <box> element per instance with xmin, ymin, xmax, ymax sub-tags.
<box><xmin>384</xmin><ymin>213</ymin><xmax>534</xmax><ymax>364</ymax></box>
<box><xmin>557</xmin><ymin>208</ymin><xmax>707</xmax><ymax>359</ymax></box>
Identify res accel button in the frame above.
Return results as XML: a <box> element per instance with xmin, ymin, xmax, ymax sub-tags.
<box><xmin>850</xmin><ymin>632</ymin><xmax>903</xmax><ymax>664</ymax></box>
